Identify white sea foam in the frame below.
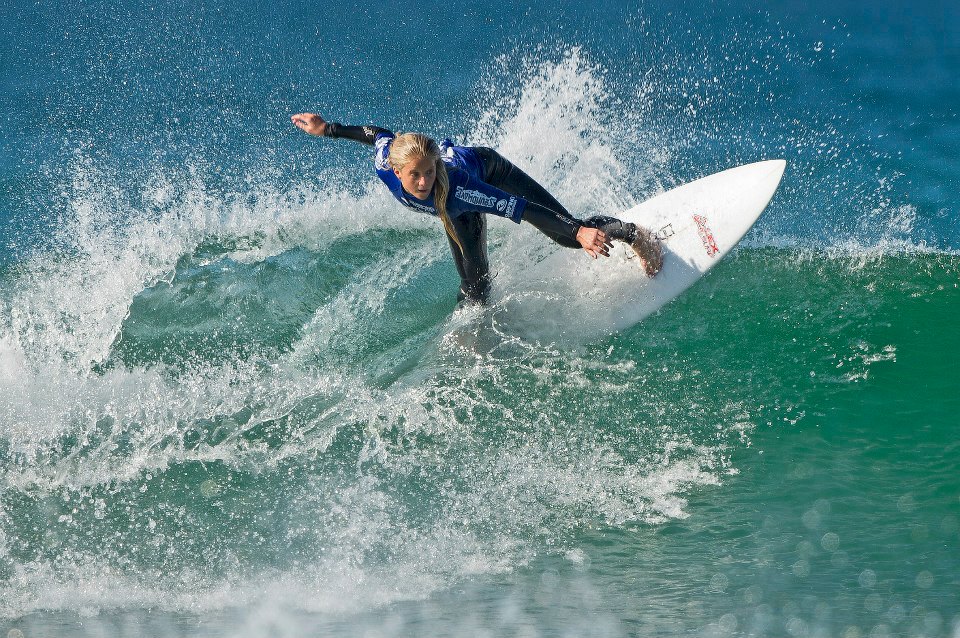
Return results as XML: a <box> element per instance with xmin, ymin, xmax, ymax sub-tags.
<box><xmin>0</xmin><ymin>51</ymin><xmax>742</xmax><ymax>623</ymax></box>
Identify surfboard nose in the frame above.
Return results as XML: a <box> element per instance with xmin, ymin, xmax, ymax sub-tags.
<box><xmin>762</xmin><ymin>159</ymin><xmax>787</xmax><ymax>181</ymax></box>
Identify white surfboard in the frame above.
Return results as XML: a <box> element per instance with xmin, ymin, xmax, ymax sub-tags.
<box><xmin>489</xmin><ymin>160</ymin><xmax>787</xmax><ymax>340</ymax></box>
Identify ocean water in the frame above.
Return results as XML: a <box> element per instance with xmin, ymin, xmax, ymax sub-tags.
<box><xmin>1</xmin><ymin>0</ymin><xmax>958</xmax><ymax>636</ymax></box>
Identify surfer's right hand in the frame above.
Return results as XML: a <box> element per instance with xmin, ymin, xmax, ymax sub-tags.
<box><xmin>576</xmin><ymin>226</ymin><xmax>613</xmax><ymax>259</ymax></box>
<box><xmin>291</xmin><ymin>112</ymin><xmax>328</xmax><ymax>136</ymax></box>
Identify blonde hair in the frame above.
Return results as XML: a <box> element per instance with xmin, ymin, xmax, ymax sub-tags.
<box><xmin>387</xmin><ymin>133</ymin><xmax>462</xmax><ymax>254</ymax></box>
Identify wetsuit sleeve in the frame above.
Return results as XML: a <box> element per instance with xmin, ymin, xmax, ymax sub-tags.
<box><xmin>446</xmin><ymin>171</ymin><xmax>526</xmax><ymax>223</ymax></box>
<box><xmin>372</xmin><ymin>131</ymin><xmax>408</xmax><ymax>201</ymax></box>
<box><xmin>521</xmin><ymin>202</ymin><xmax>582</xmax><ymax>243</ymax></box>
<box><xmin>325</xmin><ymin>123</ymin><xmax>392</xmax><ymax>145</ymax></box>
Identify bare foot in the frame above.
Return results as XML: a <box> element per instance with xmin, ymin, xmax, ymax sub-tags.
<box><xmin>631</xmin><ymin>228</ymin><xmax>663</xmax><ymax>277</ymax></box>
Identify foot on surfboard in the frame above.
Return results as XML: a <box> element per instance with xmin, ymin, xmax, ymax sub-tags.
<box><xmin>630</xmin><ymin>227</ymin><xmax>663</xmax><ymax>277</ymax></box>
<box><xmin>586</xmin><ymin>216</ymin><xmax>663</xmax><ymax>277</ymax></box>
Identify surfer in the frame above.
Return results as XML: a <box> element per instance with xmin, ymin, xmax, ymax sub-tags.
<box><xmin>291</xmin><ymin>112</ymin><xmax>662</xmax><ymax>304</ymax></box>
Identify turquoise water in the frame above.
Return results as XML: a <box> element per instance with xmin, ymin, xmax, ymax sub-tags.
<box><xmin>1</xmin><ymin>1</ymin><xmax>958</xmax><ymax>636</ymax></box>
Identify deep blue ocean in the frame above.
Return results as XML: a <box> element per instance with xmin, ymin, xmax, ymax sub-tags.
<box><xmin>1</xmin><ymin>1</ymin><xmax>958</xmax><ymax>636</ymax></box>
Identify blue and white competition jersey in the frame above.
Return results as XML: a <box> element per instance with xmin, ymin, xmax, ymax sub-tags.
<box><xmin>373</xmin><ymin>132</ymin><xmax>526</xmax><ymax>223</ymax></box>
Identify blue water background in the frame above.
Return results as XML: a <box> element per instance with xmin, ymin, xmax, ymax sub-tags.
<box><xmin>2</xmin><ymin>0</ymin><xmax>958</xmax><ymax>258</ymax></box>
<box><xmin>1</xmin><ymin>1</ymin><xmax>959</xmax><ymax>636</ymax></box>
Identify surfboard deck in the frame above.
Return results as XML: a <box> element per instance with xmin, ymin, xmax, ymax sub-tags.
<box><xmin>609</xmin><ymin>159</ymin><xmax>787</xmax><ymax>328</ymax></box>
<box><xmin>488</xmin><ymin>160</ymin><xmax>787</xmax><ymax>341</ymax></box>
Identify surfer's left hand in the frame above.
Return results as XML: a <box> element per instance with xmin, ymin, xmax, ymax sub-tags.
<box><xmin>291</xmin><ymin>112</ymin><xmax>328</xmax><ymax>136</ymax></box>
<box><xmin>576</xmin><ymin>226</ymin><xmax>612</xmax><ymax>259</ymax></box>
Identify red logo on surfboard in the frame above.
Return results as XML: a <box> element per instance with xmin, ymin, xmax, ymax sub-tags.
<box><xmin>693</xmin><ymin>214</ymin><xmax>719</xmax><ymax>257</ymax></box>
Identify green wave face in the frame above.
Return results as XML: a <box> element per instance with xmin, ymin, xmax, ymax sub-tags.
<box><xmin>2</xmin><ymin>242</ymin><xmax>957</xmax><ymax>633</ymax></box>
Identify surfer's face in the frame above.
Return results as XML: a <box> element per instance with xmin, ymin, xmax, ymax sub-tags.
<box><xmin>394</xmin><ymin>155</ymin><xmax>436</xmax><ymax>201</ymax></box>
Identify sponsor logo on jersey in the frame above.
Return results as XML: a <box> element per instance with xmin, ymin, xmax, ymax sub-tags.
<box><xmin>504</xmin><ymin>197</ymin><xmax>518</xmax><ymax>220</ymax></box>
<box><xmin>496</xmin><ymin>199</ymin><xmax>507</xmax><ymax>212</ymax></box>
<box><xmin>402</xmin><ymin>196</ymin><xmax>436</xmax><ymax>215</ymax></box>
<box><xmin>454</xmin><ymin>186</ymin><xmax>497</xmax><ymax>209</ymax></box>
<box><xmin>374</xmin><ymin>136</ymin><xmax>392</xmax><ymax>171</ymax></box>
<box><xmin>693</xmin><ymin>214</ymin><xmax>719</xmax><ymax>257</ymax></box>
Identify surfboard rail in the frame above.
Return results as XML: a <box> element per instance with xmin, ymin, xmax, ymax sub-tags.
<box><xmin>492</xmin><ymin>159</ymin><xmax>788</xmax><ymax>339</ymax></box>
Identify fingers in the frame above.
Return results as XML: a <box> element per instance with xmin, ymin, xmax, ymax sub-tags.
<box><xmin>291</xmin><ymin>114</ymin><xmax>308</xmax><ymax>131</ymax></box>
<box><xmin>585</xmin><ymin>243</ymin><xmax>609</xmax><ymax>258</ymax></box>
<box><xmin>578</xmin><ymin>227</ymin><xmax>613</xmax><ymax>259</ymax></box>
<box><xmin>583</xmin><ymin>239</ymin><xmax>613</xmax><ymax>259</ymax></box>
<box><xmin>594</xmin><ymin>231</ymin><xmax>611</xmax><ymax>257</ymax></box>
<box><xmin>583</xmin><ymin>231</ymin><xmax>612</xmax><ymax>258</ymax></box>
<box><xmin>290</xmin><ymin>113</ymin><xmax>325</xmax><ymax>135</ymax></box>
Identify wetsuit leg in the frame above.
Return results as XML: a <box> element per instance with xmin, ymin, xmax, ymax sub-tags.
<box><xmin>446</xmin><ymin>212</ymin><xmax>491</xmax><ymax>305</ymax></box>
<box><xmin>473</xmin><ymin>147</ymin><xmax>582</xmax><ymax>249</ymax></box>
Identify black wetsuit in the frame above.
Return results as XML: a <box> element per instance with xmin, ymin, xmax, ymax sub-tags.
<box><xmin>325</xmin><ymin>123</ymin><xmax>631</xmax><ymax>304</ymax></box>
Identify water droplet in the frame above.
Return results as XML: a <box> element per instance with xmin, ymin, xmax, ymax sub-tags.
<box><xmin>915</xmin><ymin>571</ymin><xmax>934</xmax><ymax>589</ymax></box>
<box><xmin>883</xmin><ymin>606</ymin><xmax>903</xmax><ymax>628</ymax></box>
<box><xmin>821</xmin><ymin>532</ymin><xmax>840</xmax><ymax>552</ymax></box>
<box><xmin>864</xmin><ymin>593</ymin><xmax>883</xmax><ymax>613</ymax></box>
<box><xmin>940</xmin><ymin>515</ymin><xmax>959</xmax><ymax>535</ymax></box>
<box><xmin>743</xmin><ymin>585</ymin><xmax>763</xmax><ymax>604</ymax></box>
<box><xmin>786</xmin><ymin>617</ymin><xmax>808</xmax><ymax>636</ymax></box>
<box><xmin>813</xmin><ymin>41</ymin><xmax>824</xmax><ymax>52</ymax></box>
<box><xmin>897</xmin><ymin>494</ymin><xmax>916</xmax><ymax>513</ymax></box>
<box><xmin>830</xmin><ymin>551</ymin><xmax>850</xmax><ymax>568</ymax></box>
<box><xmin>540</xmin><ymin>569</ymin><xmax>559</xmax><ymax>590</ymax></box>
<box><xmin>859</xmin><ymin>569</ymin><xmax>877</xmax><ymax>588</ymax></box>
<box><xmin>7</xmin><ymin>630</ymin><xmax>25</xmax><ymax>638</ymax></box>
<box><xmin>802</xmin><ymin>508</ymin><xmax>822</xmax><ymax>530</ymax></box>
<box><xmin>43</xmin><ymin>530</ymin><xmax>61</xmax><ymax>548</ymax></box>
<box><xmin>199</xmin><ymin>479</ymin><xmax>220</xmax><ymax>498</ymax></box>
<box><xmin>922</xmin><ymin>611</ymin><xmax>943</xmax><ymax>633</ymax></box>
<box><xmin>718</xmin><ymin>613</ymin><xmax>737</xmax><ymax>632</ymax></box>
<box><xmin>564</xmin><ymin>548</ymin><xmax>590</xmax><ymax>571</ymax></box>
<box><xmin>814</xmin><ymin>602</ymin><xmax>832</xmax><ymax>619</ymax></box>
<box><xmin>708</xmin><ymin>573</ymin><xmax>729</xmax><ymax>593</ymax></box>
<box><xmin>792</xmin><ymin>559</ymin><xmax>811</xmax><ymax>578</ymax></box>
<box><xmin>910</xmin><ymin>524</ymin><xmax>929</xmax><ymax>542</ymax></box>
<box><xmin>796</xmin><ymin>540</ymin><xmax>816</xmax><ymax>558</ymax></box>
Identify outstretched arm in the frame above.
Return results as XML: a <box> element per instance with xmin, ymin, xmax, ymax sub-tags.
<box><xmin>291</xmin><ymin>113</ymin><xmax>390</xmax><ymax>145</ymax></box>
<box><xmin>521</xmin><ymin>203</ymin><xmax>612</xmax><ymax>258</ymax></box>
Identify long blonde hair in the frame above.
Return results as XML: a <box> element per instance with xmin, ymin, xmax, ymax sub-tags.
<box><xmin>387</xmin><ymin>133</ymin><xmax>462</xmax><ymax>254</ymax></box>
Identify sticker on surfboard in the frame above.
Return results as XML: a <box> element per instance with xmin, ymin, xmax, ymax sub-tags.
<box><xmin>693</xmin><ymin>214</ymin><xmax>720</xmax><ymax>257</ymax></box>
